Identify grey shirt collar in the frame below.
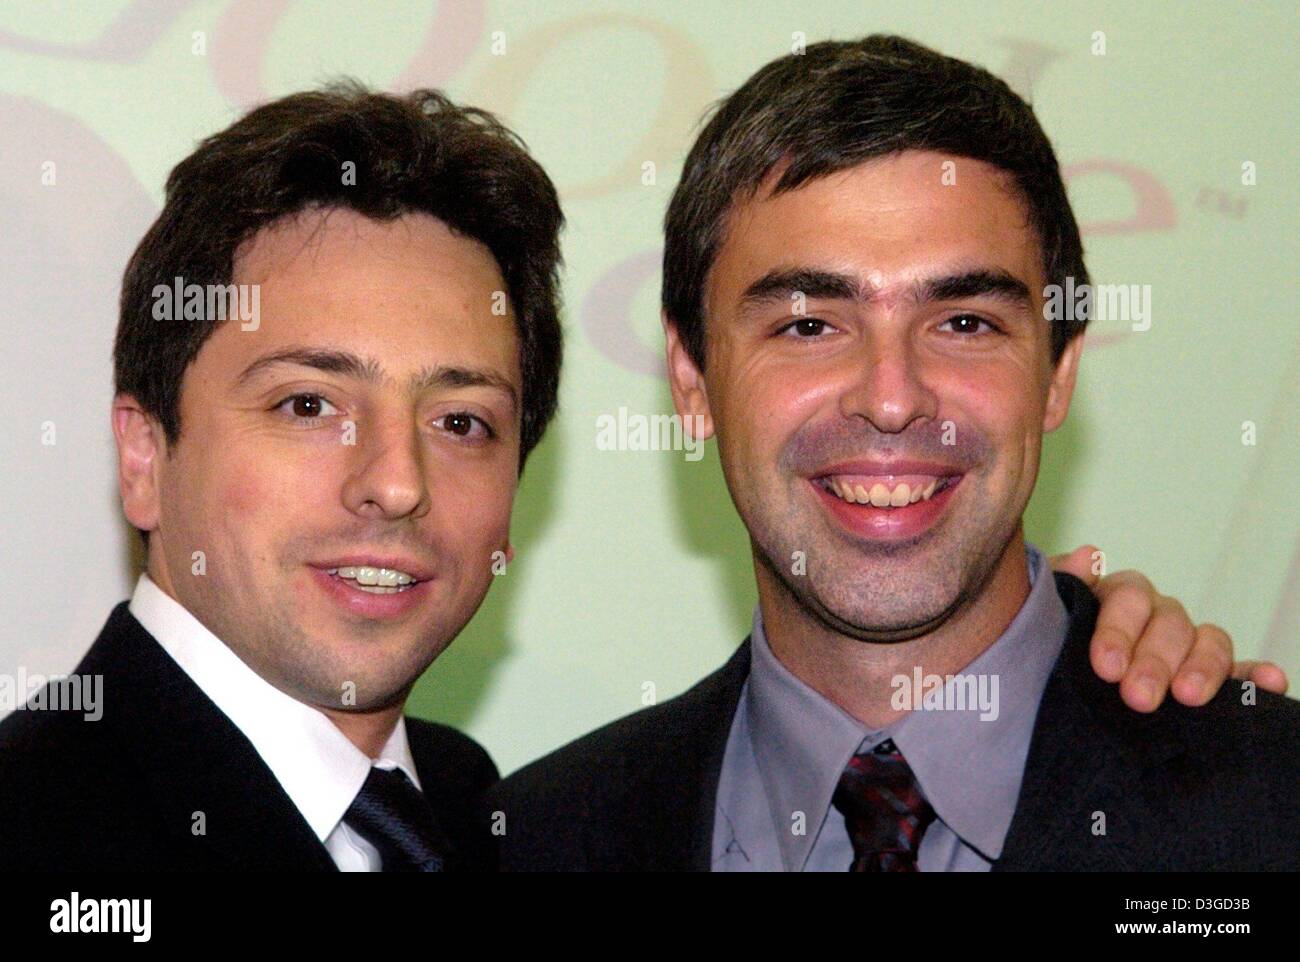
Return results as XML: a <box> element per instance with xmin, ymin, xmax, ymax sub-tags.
<box><xmin>746</xmin><ymin>544</ymin><xmax>1070</xmax><ymax>871</ymax></box>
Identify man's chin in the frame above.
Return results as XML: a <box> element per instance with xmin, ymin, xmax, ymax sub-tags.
<box><xmin>797</xmin><ymin>563</ymin><xmax>967</xmax><ymax>641</ymax></box>
<box><xmin>283</xmin><ymin>669</ymin><xmax>417</xmax><ymax>714</ymax></box>
<box><xmin>260</xmin><ymin>628</ymin><xmax>438</xmax><ymax>709</ymax></box>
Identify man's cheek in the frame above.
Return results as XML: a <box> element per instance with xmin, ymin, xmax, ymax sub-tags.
<box><xmin>484</xmin><ymin>485</ymin><xmax>518</xmax><ymax>547</ymax></box>
<box><xmin>1017</xmin><ymin>422</ymin><xmax>1045</xmax><ymax>494</ymax></box>
<box><xmin>215</xmin><ymin>463</ymin><xmax>311</xmax><ymax>560</ymax></box>
<box><xmin>220</xmin><ymin>468</ymin><xmax>271</xmax><ymax>520</ymax></box>
<box><xmin>452</xmin><ymin>484</ymin><xmax>515</xmax><ymax>560</ymax></box>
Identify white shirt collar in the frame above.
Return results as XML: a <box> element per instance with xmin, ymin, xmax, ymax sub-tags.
<box><xmin>127</xmin><ymin>572</ymin><xmax>421</xmax><ymax>842</ymax></box>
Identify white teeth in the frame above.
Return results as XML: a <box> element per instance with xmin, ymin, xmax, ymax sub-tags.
<box><xmin>854</xmin><ymin>484</ymin><xmax>870</xmax><ymax>504</ymax></box>
<box><xmin>909</xmin><ymin>484</ymin><xmax>924</xmax><ymax>504</ymax></box>
<box><xmin>890</xmin><ymin>483</ymin><xmax>911</xmax><ymax>507</ymax></box>
<box><xmin>869</xmin><ymin>483</ymin><xmax>890</xmax><ymax>507</ymax></box>
<box><xmin>330</xmin><ymin>565</ymin><xmax>417</xmax><ymax>587</ymax></box>
<box><xmin>923</xmin><ymin>479</ymin><xmax>937</xmax><ymax>500</ymax></box>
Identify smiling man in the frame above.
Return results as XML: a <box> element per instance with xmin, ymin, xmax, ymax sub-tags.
<box><xmin>490</xmin><ymin>35</ymin><xmax>1300</xmax><ymax>871</ymax></box>
<box><xmin>122</xmin><ymin>209</ymin><xmax>526</xmax><ymax>762</ymax></box>
<box><xmin>0</xmin><ymin>84</ymin><xmax>563</xmax><ymax>871</ymax></box>
<box><xmin>0</xmin><ymin>73</ymin><xmax>1284</xmax><ymax>874</ymax></box>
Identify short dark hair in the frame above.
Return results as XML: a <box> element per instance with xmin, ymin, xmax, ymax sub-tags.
<box><xmin>116</xmin><ymin>80</ymin><xmax>564</xmax><ymax>471</ymax></box>
<box><xmin>663</xmin><ymin>34</ymin><xmax>1089</xmax><ymax>366</ymax></box>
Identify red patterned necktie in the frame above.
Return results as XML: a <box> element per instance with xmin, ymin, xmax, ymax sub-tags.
<box><xmin>831</xmin><ymin>738</ymin><xmax>937</xmax><ymax>872</ymax></box>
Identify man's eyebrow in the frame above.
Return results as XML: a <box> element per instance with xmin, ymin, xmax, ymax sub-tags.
<box><xmin>736</xmin><ymin>266</ymin><xmax>1032</xmax><ymax>312</ymax></box>
<box><xmin>236</xmin><ymin>347</ymin><xmax>380</xmax><ymax>385</ymax></box>
<box><xmin>410</xmin><ymin>364</ymin><xmax>519</xmax><ymax>412</ymax></box>
<box><xmin>235</xmin><ymin>346</ymin><xmax>518</xmax><ymax>409</ymax></box>
<box><xmin>739</xmin><ymin>268</ymin><xmax>863</xmax><ymax>308</ymax></box>
<box><xmin>919</xmin><ymin>268</ymin><xmax>1032</xmax><ymax>306</ymax></box>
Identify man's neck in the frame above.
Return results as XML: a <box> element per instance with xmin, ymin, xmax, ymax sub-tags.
<box><xmin>757</xmin><ymin>530</ymin><xmax>1032</xmax><ymax>728</ymax></box>
<box><xmin>319</xmin><ymin>704</ymin><xmax>405</xmax><ymax>759</ymax></box>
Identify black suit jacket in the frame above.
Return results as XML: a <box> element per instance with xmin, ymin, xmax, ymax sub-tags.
<box><xmin>0</xmin><ymin>602</ymin><xmax>498</xmax><ymax>871</ymax></box>
<box><xmin>489</xmin><ymin>573</ymin><xmax>1300</xmax><ymax>870</ymax></box>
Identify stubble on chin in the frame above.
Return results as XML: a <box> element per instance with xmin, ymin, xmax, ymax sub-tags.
<box><xmin>747</xmin><ymin>466</ymin><xmax>1016</xmax><ymax>641</ymax></box>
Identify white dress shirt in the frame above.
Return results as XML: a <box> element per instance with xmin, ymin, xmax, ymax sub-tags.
<box><xmin>129</xmin><ymin>572</ymin><xmax>421</xmax><ymax>871</ymax></box>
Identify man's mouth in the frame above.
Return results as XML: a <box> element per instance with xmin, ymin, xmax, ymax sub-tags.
<box><xmin>814</xmin><ymin>474</ymin><xmax>959</xmax><ymax>508</ymax></box>
<box><xmin>323</xmin><ymin>565</ymin><xmax>422</xmax><ymax>595</ymax></box>
<box><xmin>806</xmin><ymin>462</ymin><xmax>965</xmax><ymax>542</ymax></box>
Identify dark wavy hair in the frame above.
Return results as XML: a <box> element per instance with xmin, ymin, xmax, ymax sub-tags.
<box><xmin>663</xmin><ymin>34</ymin><xmax>1089</xmax><ymax>366</ymax></box>
<box><xmin>116</xmin><ymin>80</ymin><xmax>564</xmax><ymax>474</ymax></box>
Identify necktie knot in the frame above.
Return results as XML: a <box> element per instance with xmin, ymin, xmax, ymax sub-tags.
<box><xmin>832</xmin><ymin>739</ymin><xmax>936</xmax><ymax>872</ymax></box>
<box><xmin>344</xmin><ymin>766</ymin><xmax>451</xmax><ymax>872</ymax></box>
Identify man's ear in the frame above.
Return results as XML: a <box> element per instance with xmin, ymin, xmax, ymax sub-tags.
<box><xmin>1043</xmin><ymin>333</ymin><xmax>1085</xmax><ymax>433</ymax></box>
<box><xmin>663</xmin><ymin>311</ymin><xmax>715</xmax><ymax>441</ymax></box>
<box><xmin>112</xmin><ymin>393</ymin><xmax>165</xmax><ymax>535</ymax></box>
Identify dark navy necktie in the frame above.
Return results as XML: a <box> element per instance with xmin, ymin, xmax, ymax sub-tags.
<box><xmin>832</xmin><ymin>738</ymin><xmax>937</xmax><ymax>872</ymax></box>
<box><xmin>343</xmin><ymin>766</ymin><xmax>451</xmax><ymax>872</ymax></box>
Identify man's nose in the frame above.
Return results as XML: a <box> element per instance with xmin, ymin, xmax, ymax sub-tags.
<box><xmin>838</xmin><ymin>329</ymin><xmax>939</xmax><ymax>434</ymax></box>
<box><xmin>340</xmin><ymin>419</ymin><xmax>431</xmax><ymax>521</ymax></box>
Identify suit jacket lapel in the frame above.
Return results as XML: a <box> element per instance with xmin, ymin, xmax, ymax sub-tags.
<box><xmin>994</xmin><ymin>574</ymin><xmax>1190</xmax><ymax>871</ymax></box>
<box><xmin>83</xmin><ymin>603</ymin><xmax>337</xmax><ymax>870</ymax></box>
<box><xmin>600</xmin><ymin>640</ymin><xmax>752</xmax><ymax>871</ymax></box>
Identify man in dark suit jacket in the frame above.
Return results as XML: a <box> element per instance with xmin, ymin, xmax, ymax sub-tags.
<box><xmin>486</xmin><ymin>35</ymin><xmax>1300</xmax><ymax>871</ymax></box>
<box><xmin>0</xmin><ymin>82</ymin><xmax>566</xmax><ymax>871</ymax></box>
<box><xmin>491</xmin><ymin>572</ymin><xmax>1300</xmax><ymax>871</ymax></box>
<box><xmin>2</xmin><ymin>64</ymin><xmax>1285</xmax><ymax>876</ymax></box>
<box><xmin>0</xmin><ymin>603</ymin><xmax>497</xmax><ymax>871</ymax></box>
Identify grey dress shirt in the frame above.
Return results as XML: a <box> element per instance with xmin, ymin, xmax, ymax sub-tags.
<box><xmin>712</xmin><ymin>544</ymin><xmax>1070</xmax><ymax>871</ymax></box>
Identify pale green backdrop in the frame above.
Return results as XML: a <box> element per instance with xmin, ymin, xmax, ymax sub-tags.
<box><xmin>0</xmin><ymin>0</ymin><xmax>1294</xmax><ymax>774</ymax></box>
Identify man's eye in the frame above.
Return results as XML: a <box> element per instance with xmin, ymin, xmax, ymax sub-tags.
<box><xmin>277</xmin><ymin>393</ymin><xmax>339</xmax><ymax>420</ymax></box>
<box><xmin>436</xmin><ymin>412</ymin><xmax>493</xmax><ymax>439</ymax></box>
<box><xmin>780</xmin><ymin>318</ymin><xmax>834</xmax><ymax>337</ymax></box>
<box><xmin>941</xmin><ymin>313</ymin><xmax>997</xmax><ymax>335</ymax></box>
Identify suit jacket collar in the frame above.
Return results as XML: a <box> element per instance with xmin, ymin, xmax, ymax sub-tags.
<box><xmin>588</xmin><ymin>640</ymin><xmax>751</xmax><ymax>871</ymax></box>
<box><xmin>79</xmin><ymin>603</ymin><xmax>337</xmax><ymax>870</ymax></box>
<box><xmin>128</xmin><ymin>573</ymin><xmax>422</xmax><ymax>842</ymax></box>
<box><xmin>678</xmin><ymin>642</ymin><xmax>752</xmax><ymax>871</ymax></box>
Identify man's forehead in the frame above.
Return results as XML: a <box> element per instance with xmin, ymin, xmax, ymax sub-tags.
<box><xmin>735</xmin><ymin>153</ymin><xmax>1024</xmax><ymax>233</ymax></box>
<box><xmin>232</xmin><ymin>206</ymin><xmax>502</xmax><ymax>290</ymax></box>
<box><xmin>713</xmin><ymin>152</ymin><xmax>1040</xmax><ymax>294</ymax></box>
<box><xmin>750</xmin><ymin>149</ymin><xmax>1020</xmax><ymax>201</ymax></box>
<box><xmin>213</xmin><ymin>207</ymin><xmax>517</xmax><ymax>363</ymax></box>
<box><xmin>233</xmin><ymin>206</ymin><xmax>378</xmax><ymax>282</ymax></box>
